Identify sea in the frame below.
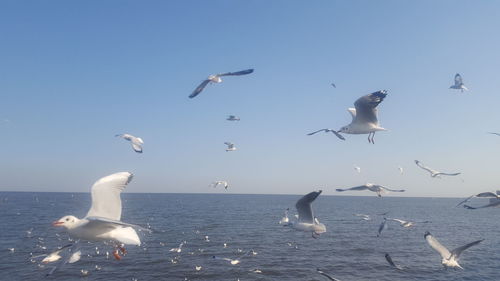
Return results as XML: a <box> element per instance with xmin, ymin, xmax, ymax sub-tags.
<box><xmin>0</xmin><ymin>192</ymin><xmax>498</xmax><ymax>281</ymax></box>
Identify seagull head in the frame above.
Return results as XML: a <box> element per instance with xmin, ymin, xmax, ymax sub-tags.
<box><xmin>208</xmin><ymin>75</ymin><xmax>222</xmax><ymax>83</ymax></box>
<box><xmin>52</xmin><ymin>215</ymin><xmax>79</xmax><ymax>229</ymax></box>
<box><xmin>338</xmin><ymin>126</ymin><xmax>350</xmax><ymax>133</ymax></box>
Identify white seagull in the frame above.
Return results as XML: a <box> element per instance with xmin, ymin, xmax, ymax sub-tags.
<box><xmin>449</xmin><ymin>73</ymin><xmax>468</xmax><ymax>92</ymax></box>
<box><xmin>415</xmin><ymin>160</ymin><xmax>460</xmax><ymax>178</ymax></box>
<box><xmin>115</xmin><ymin>134</ymin><xmax>144</xmax><ymax>153</ymax></box>
<box><xmin>337</xmin><ymin>90</ymin><xmax>388</xmax><ymax>143</ymax></box>
<box><xmin>336</xmin><ymin>183</ymin><xmax>405</xmax><ymax>197</ymax></box>
<box><xmin>169</xmin><ymin>241</ymin><xmax>186</xmax><ymax>253</ymax></box>
<box><xmin>286</xmin><ymin>190</ymin><xmax>326</xmax><ymax>238</ymax></box>
<box><xmin>377</xmin><ymin>218</ymin><xmax>388</xmax><ymax>237</ymax></box>
<box><xmin>278</xmin><ymin>208</ymin><xmax>290</xmax><ymax>224</ymax></box>
<box><xmin>354</xmin><ymin>213</ymin><xmax>371</xmax><ymax>221</ymax></box>
<box><xmin>424</xmin><ymin>231</ymin><xmax>483</xmax><ymax>269</ymax></box>
<box><xmin>388</xmin><ymin>218</ymin><xmax>429</xmax><ymax>228</ymax></box>
<box><xmin>210</xmin><ymin>181</ymin><xmax>229</xmax><ymax>190</ymax></box>
<box><xmin>353</xmin><ymin>165</ymin><xmax>361</xmax><ymax>173</ymax></box>
<box><xmin>226</xmin><ymin>115</ymin><xmax>240</xmax><ymax>121</ymax></box>
<box><xmin>52</xmin><ymin>172</ymin><xmax>147</xmax><ymax>262</ymax></box>
<box><xmin>224</xmin><ymin>142</ymin><xmax>236</xmax><ymax>152</ymax></box>
<box><xmin>398</xmin><ymin>166</ymin><xmax>404</xmax><ymax>175</ymax></box>
<box><xmin>456</xmin><ymin>191</ymin><xmax>500</xmax><ymax>207</ymax></box>
<box><xmin>189</xmin><ymin>69</ymin><xmax>254</xmax><ymax>98</ymax></box>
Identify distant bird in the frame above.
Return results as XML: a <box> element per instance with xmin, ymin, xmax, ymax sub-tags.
<box><xmin>224</xmin><ymin>142</ymin><xmax>236</xmax><ymax>152</ymax></box>
<box><xmin>286</xmin><ymin>190</ymin><xmax>326</xmax><ymax>238</ymax></box>
<box><xmin>317</xmin><ymin>268</ymin><xmax>342</xmax><ymax>281</ymax></box>
<box><xmin>336</xmin><ymin>183</ymin><xmax>405</xmax><ymax>197</ymax></box>
<box><xmin>195</xmin><ymin>265</ymin><xmax>202</xmax><ymax>271</ymax></box>
<box><xmin>307</xmin><ymin>129</ymin><xmax>345</xmax><ymax>140</ymax></box>
<box><xmin>456</xmin><ymin>191</ymin><xmax>500</xmax><ymax>207</ymax></box>
<box><xmin>385</xmin><ymin>253</ymin><xmax>403</xmax><ymax>270</ymax></box>
<box><xmin>169</xmin><ymin>241</ymin><xmax>185</xmax><ymax>253</ymax></box>
<box><xmin>398</xmin><ymin>166</ymin><xmax>404</xmax><ymax>175</ymax></box>
<box><xmin>278</xmin><ymin>208</ymin><xmax>290</xmax><ymax>224</ymax></box>
<box><xmin>115</xmin><ymin>134</ymin><xmax>144</xmax><ymax>153</ymax></box>
<box><xmin>212</xmin><ymin>250</ymin><xmax>255</xmax><ymax>265</ymax></box>
<box><xmin>449</xmin><ymin>73</ymin><xmax>468</xmax><ymax>92</ymax></box>
<box><xmin>377</xmin><ymin>218</ymin><xmax>388</xmax><ymax>237</ymax></box>
<box><xmin>189</xmin><ymin>69</ymin><xmax>254</xmax><ymax>98</ymax></box>
<box><xmin>51</xmin><ymin>172</ymin><xmax>147</xmax><ymax>268</ymax></box>
<box><xmin>487</xmin><ymin>132</ymin><xmax>500</xmax><ymax>136</ymax></box>
<box><xmin>414</xmin><ymin>160</ymin><xmax>460</xmax><ymax>178</ymax></box>
<box><xmin>226</xmin><ymin>115</ymin><xmax>240</xmax><ymax>121</ymax></box>
<box><xmin>31</xmin><ymin>244</ymin><xmax>73</xmax><ymax>264</ymax></box>
<box><xmin>210</xmin><ymin>181</ymin><xmax>229</xmax><ymax>190</ymax></box>
<box><xmin>424</xmin><ymin>231</ymin><xmax>483</xmax><ymax>269</ymax></box>
<box><xmin>354</xmin><ymin>213</ymin><xmax>371</xmax><ymax>221</ymax></box>
<box><xmin>388</xmin><ymin>218</ymin><xmax>429</xmax><ymax>228</ymax></box>
<box><xmin>331</xmin><ymin>83</ymin><xmax>336</xmax><ymax>88</ymax></box>
<box><xmin>353</xmin><ymin>165</ymin><xmax>361</xmax><ymax>173</ymax></box>
<box><xmin>337</xmin><ymin>90</ymin><xmax>388</xmax><ymax>143</ymax></box>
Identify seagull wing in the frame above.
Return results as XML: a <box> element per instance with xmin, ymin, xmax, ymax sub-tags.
<box><xmin>46</xmin><ymin>243</ymin><xmax>81</xmax><ymax>276</ymax></box>
<box><xmin>295</xmin><ymin>190</ymin><xmax>322</xmax><ymax>223</ymax></box>
<box><xmin>331</xmin><ymin>130</ymin><xmax>346</xmax><ymax>140</ymax></box>
<box><xmin>414</xmin><ymin>160</ymin><xmax>436</xmax><ymax>175</ymax></box>
<box><xmin>451</xmin><ymin>239</ymin><xmax>483</xmax><ymax>259</ymax></box>
<box><xmin>352</xmin><ymin>90</ymin><xmax>387</xmax><ymax>125</ymax></box>
<box><xmin>389</xmin><ymin>218</ymin><xmax>406</xmax><ymax>224</ymax></box>
<box><xmin>454</xmin><ymin>73</ymin><xmax>463</xmax><ymax>85</ymax></box>
<box><xmin>217</xmin><ymin>69</ymin><xmax>254</xmax><ymax>76</ymax></box>
<box><xmin>377</xmin><ymin>219</ymin><xmax>387</xmax><ymax>236</ymax></box>
<box><xmin>189</xmin><ymin>79</ymin><xmax>211</xmax><ymax>98</ymax></box>
<box><xmin>317</xmin><ymin>268</ymin><xmax>341</xmax><ymax>281</ymax></box>
<box><xmin>347</xmin><ymin>108</ymin><xmax>356</xmax><ymax>121</ymax></box>
<box><xmin>456</xmin><ymin>195</ymin><xmax>475</xmax><ymax>207</ymax></box>
<box><xmin>85</xmin><ymin>172</ymin><xmax>133</xmax><ymax>221</ymax></box>
<box><xmin>464</xmin><ymin>200</ymin><xmax>500</xmax><ymax>209</ymax></box>
<box><xmin>307</xmin><ymin>129</ymin><xmax>327</xmax><ymax>135</ymax></box>
<box><xmin>424</xmin><ymin>232</ymin><xmax>451</xmax><ymax>259</ymax></box>
<box><xmin>384</xmin><ymin>253</ymin><xmax>401</xmax><ymax>269</ymax></box>
<box><xmin>336</xmin><ymin>185</ymin><xmax>369</xmax><ymax>192</ymax></box>
<box><xmin>85</xmin><ymin>216</ymin><xmax>151</xmax><ymax>232</ymax></box>
<box><xmin>434</xmin><ymin>172</ymin><xmax>461</xmax><ymax>177</ymax></box>
<box><xmin>380</xmin><ymin>186</ymin><xmax>405</xmax><ymax>193</ymax></box>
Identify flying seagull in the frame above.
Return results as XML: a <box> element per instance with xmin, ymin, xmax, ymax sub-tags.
<box><xmin>377</xmin><ymin>218</ymin><xmax>388</xmax><ymax>237</ymax></box>
<box><xmin>226</xmin><ymin>115</ymin><xmax>240</xmax><ymax>121</ymax></box>
<box><xmin>488</xmin><ymin>132</ymin><xmax>500</xmax><ymax>136</ymax></box>
<box><xmin>210</xmin><ymin>181</ymin><xmax>229</xmax><ymax>190</ymax></box>
<box><xmin>189</xmin><ymin>69</ymin><xmax>254</xmax><ymax>98</ymax></box>
<box><xmin>354</xmin><ymin>213</ymin><xmax>371</xmax><ymax>221</ymax></box>
<box><xmin>424</xmin><ymin>231</ymin><xmax>483</xmax><ymax>269</ymax></box>
<box><xmin>456</xmin><ymin>191</ymin><xmax>500</xmax><ymax>207</ymax></box>
<box><xmin>317</xmin><ymin>268</ymin><xmax>342</xmax><ymax>281</ymax></box>
<box><xmin>115</xmin><ymin>134</ymin><xmax>144</xmax><ymax>153</ymax></box>
<box><xmin>307</xmin><ymin>129</ymin><xmax>345</xmax><ymax>140</ymax></box>
<box><xmin>285</xmin><ymin>190</ymin><xmax>326</xmax><ymax>238</ymax></box>
<box><xmin>52</xmin><ymin>172</ymin><xmax>148</xmax><ymax>263</ymax></box>
<box><xmin>385</xmin><ymin>253</ymin><xmax>403</xmax><ymax>270</ymax></box>
<box><xmin>398</xmin><ymin>166</ymin><xmax>404</xmax><ymax>175</ymax></box>
<box><xmin>353</xmin><ymin>165</ymin><xmax>361</xmax><ymax>173</ymax></box>
<box><xmin>338</xmin><ymin>90</ymin><xmax>388</xmax><ymax>143</ymax></box>
<box><xmin>279</xmin><ymin>208</ymin><xmax>290</xmax><ymax>224</ymax></box>
<box><xmin>463</xmin><ymin>192</ymin><xmax>500</xmax><ymax>209</ymax></box>
<box><xmin>331</xmin><ymin>83</ymin><xmax>336</xmax><ymax>88</ymax></box>
<box><xmin>449</xmin><ymin>73</ymin><xmax>468</xmax><ymax>92</ymax></box>
<box><xmin>414</xmin><ymin>160</ymin><xmax>460</xmax><ymax>178</ymax></box>
<box><xmin>388</xmin><ymin>218</ymin><xmax>429</xmax><ymax>228</ymax></box>
<box><xmin>336</xmin><ymin>183</ymin><xmax>405</xmax><ymax>197</ymax></box>
<box><xmin>224</xmin><ymin>142</ymin><xmax>236</xmax><ymax>152</ymax></box>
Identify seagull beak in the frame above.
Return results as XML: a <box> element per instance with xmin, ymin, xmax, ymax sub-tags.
<box><xmin>52</xmin><ymin>221</ymin><xmax>64</xmax><ymax>226</ymax></box>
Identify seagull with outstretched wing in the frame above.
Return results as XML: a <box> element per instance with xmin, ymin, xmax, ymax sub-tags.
<box><xmin>414</xmin><ymin>160</ymin><xmax>460</xmax><ymax>178</ymax></box>
<box><xmin>115</xmin><ymin>134</ymin><xmax>144</xmax><ymax>153</ymax></box>
<box><xmin>449</xmin><ymin>73</ymin><xmax>468</xmax><ymax>92</ymax></box>
<box><xmin>189</xmin><ymin>69</ymin><xmax>254</xmax><ymax>98</ymax></box>
<box><xmin>336</xmin><ymin>183</ymin><xmax>405</xmax><ymax>197</ymax></box>
<box><xmin>224</xmin><ymin>142</ymin><xmax>236</xmax><ymax>152</ymax></box>
<box><xmin>424</xmin><ymin>231</ymin><xmax>483</xmax><ymax>269</ymax></box>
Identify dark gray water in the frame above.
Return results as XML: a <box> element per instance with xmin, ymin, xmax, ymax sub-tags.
<box><xmin>0</xmin><ymin>192</ymin><xmax>499</xmax><ymax>280</ymax></box>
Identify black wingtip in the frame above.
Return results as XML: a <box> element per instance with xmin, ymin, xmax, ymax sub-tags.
<box><xmin>424</xmin><ymin>231</ymin><xmax>431</xmax><ymax>238</ymax></box>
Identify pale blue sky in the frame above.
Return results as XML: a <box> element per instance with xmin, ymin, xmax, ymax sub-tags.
<box><xmin>1</xmin><ymin>1</ymin><xmax>500</xmax><ymax>197</ymax></box>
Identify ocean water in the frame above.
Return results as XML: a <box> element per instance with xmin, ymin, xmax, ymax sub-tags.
<box><xmin>0</xmin><ymin>192</ymin><xmax>499</xmax><ymax>281</ymax></box>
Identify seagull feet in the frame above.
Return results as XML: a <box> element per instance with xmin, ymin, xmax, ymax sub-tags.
<box><xmin>113</xmin><ymin>245</ymin><xmax>127</xmax><ymax>260</ymax></box>
<box><xmin>113</xmin><ymin>249</ymin><xmax>122</xmax><ymax>260</ymax></box>
<box><xmin>367</xmin><ymin>132</ymin><xmax>376</xmax><ymax>144</ymax></box>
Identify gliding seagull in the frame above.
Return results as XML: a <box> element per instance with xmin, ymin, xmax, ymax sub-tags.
<box><xmin>424</xmin><ymin>231</ymin><xmax>483</xmax><ymax>269</ymax></box>
<box><xmin>336</xmin><ymin>183</ymin><xmax>405</xmax><ymax>197</ymax></box>
<box><xmin>449</xmin><ymin>73</ymin><xmax>468</xmax><ymax>92</ymax></box>
<box><xmin>224</xmin><ymin>142</ymin><xmax>236</xmax><ymax>152</ymax></box>
<box><xmin>189</xmin><ymin>69</ymin><xmax>254</xmax><ymax>98</ymax></box>
<box><xmin>115</xmin><ymin>134</ymin><xmax>144</xmax><ymax>153</ymax></box>
<box><xmin>285</xmin><ymin>190</ymin><xmax>326</xmax><ymax>238</ymax></box>
<box><xmin>226</xmin><ymin>115</ymin><xmax>240</xmax><ymax>121</ymax></box>
<box><xmin>415</xmin><ymin>160</ymin><xmax>460</xmax><ymax>178</ymax></box>
<box><xmin>210</xmin><ymin>181</ymin><xmax>229</xmax><ymax>190</ymax></box>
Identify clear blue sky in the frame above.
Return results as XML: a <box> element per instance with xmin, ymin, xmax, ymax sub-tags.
<box><xmin>1</xmin><ymin>1</ymin><xmax>499</xmax><ymax>197</ymax></box>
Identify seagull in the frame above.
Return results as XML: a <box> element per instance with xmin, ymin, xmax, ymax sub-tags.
<box><xmin>31</xmin><ymin>244</ymin><xmax>74</xmax><ymax>264</ymax></box>
<box><xmin>115</xmin><ymin>134</ymin><xmax>144</xmax><ymax>153</ymax></box>
<box><xmin>307</xmin><ymin>129</ymin><xmax>345</xmax><ymax>140</ymax></box>
<box><xmin>456</xmin><ymin>191</ymin><xmax>500</xmax><ymax>207</ymax></box>
<box><xmin>317</xmin><ymin>268</ymin><xmax>342</xmax><ymax>281</ymax></box>
<box><xmin>336</xmin><ymin>183</ymin><xmax>405</xmax><ymax>197</ymax></box>
<box><xmin>385</xmin><ymin>253</ymin><xmax>403</xmax><ymax>270</ymax></box>
<box><xmin>169</xmin><ymin>241</ymin><xmax>186</xmax><ymax>253</ymax></box>
<box><xmin>353</xmin><ymin>165</ymin><xmax>361</xmax><ymax>173</ymax></box>
<box><xmin>414</xmin><ymin>160</ymin><xmax>460</xmax><ymax>178</ymax></box>
<box><xmin>354</xmin><ymin>214</ymin><xmax>371</xmax><ymax>221</ymax></box>
<box><xmin>212</xmin><ymin>250</ymin><xmax>255</xmax><ymax>265</ymax></box>
<box><xmin>189</xmin><ymin>69</ymin><xmax>254</xmax><ymax>98</ymax></box>
<box><xmin>487</xmin><ymin>132</ymin><xmax>500</xmax><ymax>136</ymax></box>
<box><xmin>278</xmin><ymin>208</ymin><xmax>290</xmax><ymax>224</ymax></box>
<box><xmin>210</xmin><ymin>181</ymin><xmax>229</xmax><ymax>190</ymax></box>
<box><xmin>398</xmin><ymin>166</ymin><xmax>404</xmax><ymax>175</ymax></box>
<box><xmin>286</xmin><ymin>190</ymin><xmax>326</xmax><ymax>238</ymax></box>
<box><xmin>388</xmin><ymin>218</ymin><xmax>429</xmax><ymax>228</ymax></box>
<box><xmin>337</xmin><ymin>90</ymin><xmax>388</xmax><ymax>143</ymax></box>
<box><xmin>331</xmin><ymin>83</ymin><xmax>336</xmax><ymax>88</ymax></box>
<box><xmin>449</xmin><ymin>73</ymin><xmax>468</xmax><ymax>92</ymax></box>
<box><xmin>52</xmin><ymin>172</ymin><xmax>148</xmax><ymax>264</ymax></box>
<box><xmin>226</xmin><ymin>115</ymin><xmax>240</xmax><ymax>121</ymax></box>
<box><xmin>224</xmin><ymin>142</ymin><xmax>236</xmax><ymax>152</ymax></box>
<box><xmin>464</xmin><ymin>196</ymin><xmax>500</xmax><ymax>209</ymax></box>
<box><xmin>195</xmin><ymin>265</ymin><xmax>202</xmax><ymax>271</ymax></box>
<box><xmin>424</xmin><ymin>231</ymin><xmax>483</xmax><ymax>269</ymax></box>
<box><xmin>377</xmin><ymin>218</ymin><xmax>388</xmax><ymax>237</ymax></box>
